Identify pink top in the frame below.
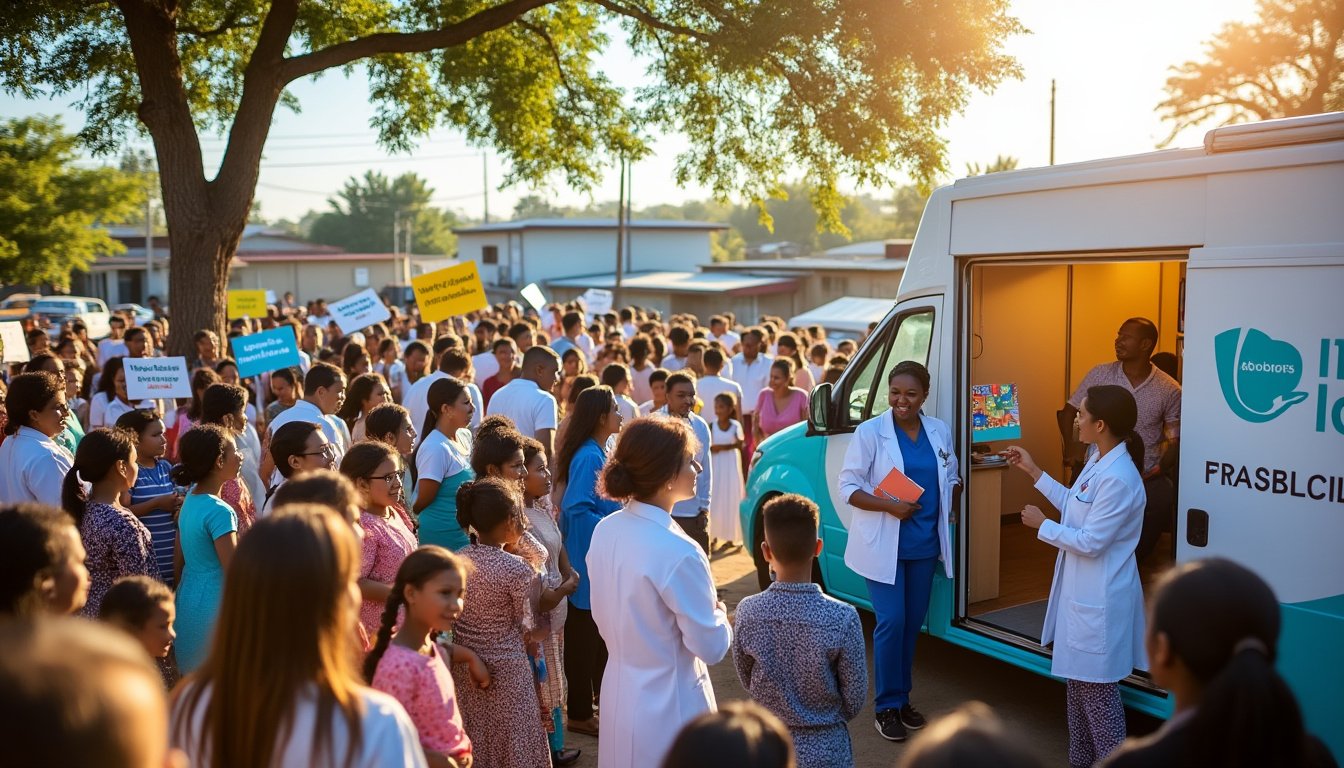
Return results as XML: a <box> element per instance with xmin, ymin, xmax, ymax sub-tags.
<box><xmin>371</xmin><ymin>642</ymin><xmax>472</xmax><ymax>759</ymax></box>
<box><xmin>358</xmin><ymin>509</ymin><xmax>418</xmax><ymax>639</ymax></box>
<box><xmin>755</xmin><ymin>387</ymin><xmax>808</xmax><ymax>437</ymax></box>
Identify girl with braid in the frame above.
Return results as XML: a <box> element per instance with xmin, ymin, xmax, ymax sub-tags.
<box><xmin>367</xmin><ymin>547</ymin><xmax>481</xmax><ymax>768</ymax></box>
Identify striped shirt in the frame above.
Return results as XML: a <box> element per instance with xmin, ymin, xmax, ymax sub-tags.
<box><xmin>131</xmin><ymin>458</ymin><xmax>178</xmax><ymax>588</ymax></box>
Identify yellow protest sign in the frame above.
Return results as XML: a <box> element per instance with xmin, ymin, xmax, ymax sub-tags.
<box><xmin>227</xmin><ymin>290</ymin><xmax>268</xmax><ymax>319</ymax></box>
<box><xmin>412</xmin><ymin>261</ymin><xmax>488</xmax><ymax>322</ymax></box>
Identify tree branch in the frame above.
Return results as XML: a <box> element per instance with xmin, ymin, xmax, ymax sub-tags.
<box><xmin>280</xmin><ymin>0</ymin><xmax>558</xmax><ymax>84</ymax></box>
<box><xmin>518</xmin><ymin>19</ymin><xmax>594</xmax><ymax>117</ymax></box>
<box><xmin>588</xmin><ymin>0</ymin><xmax>714</xmax><ymax>42</ymax></box>
<box><xmin>178</xmin><ymin>9</ymin><xmax>253</xmax><ymax>39</ymax></box>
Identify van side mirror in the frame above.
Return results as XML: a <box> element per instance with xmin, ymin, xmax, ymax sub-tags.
<box><xmin>808</xmin><ymin>382</ymin><xmax>833</xmax><ymax>434</ymax></box>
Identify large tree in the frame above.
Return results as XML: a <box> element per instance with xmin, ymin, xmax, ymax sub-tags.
<box><xmin>1158</xmin><ymin>0</ymin><xmax>1343</xmax><ymax>144</ymax></box>
<box><xmin>309</xmin><ymin>171</ymin><xmax>458</xmax><ymax>256</ymax></box>
<box><xmin>0</xmin><ymin>116</ymin><xmax>144</xmax><ymax>288</ymax></box>
<box><xmin>2</xmin><ymin>0</ymin><xmax>1021</xmax><ymax>354</ymax></box>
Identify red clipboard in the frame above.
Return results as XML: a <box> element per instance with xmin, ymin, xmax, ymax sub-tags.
<box><xmin>877</xmin><ymin>466</ymin><xmax>924</xmax><ymax>503</ymax></box>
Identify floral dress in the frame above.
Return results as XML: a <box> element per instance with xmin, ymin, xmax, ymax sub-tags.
<box><xmin>523</xmin><ymin>502</ymin><xmax>568</xmax><ymax>721</ymax></box>
<box><xmin>77</xmin><ymin>501</ymin><xmax>159</xmax><ymax>618</ymax></box>
<box><xmin>451</xmin><ymin>544</ymin><xmax>550</xmax><ymax>768</ymax></box>
<box><xmin>358</xmin><ymin>508</ymin><xmax>418</xmax><ymax>640</ymax></box>
<box><xmin>371</xmin><ymin>642</ymin><xmax>472</xmax><ymax>763</ymax></box>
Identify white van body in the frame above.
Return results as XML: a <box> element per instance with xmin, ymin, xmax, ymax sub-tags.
<box><xmin>742</xmin><ymin>112</ymin><xmax>1344</xmax><ymax>759</ymax></box>
<box><xmin>32</xmin><ymin>296</ymin><xmax>113</xmax><ymax>340</ymax></box>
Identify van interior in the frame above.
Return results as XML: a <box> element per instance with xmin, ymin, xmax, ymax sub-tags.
<box><xmin>960</xmin><ymin>257</ymin><xmax>1185</xmax><ymax>650</ymax></box>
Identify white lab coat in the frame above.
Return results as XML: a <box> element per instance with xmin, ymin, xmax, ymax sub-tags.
<box><xmin>587</xmin><ymin>500</ymin><xmax>732</xmax><ymax>767</ymax></box>
<box><xmin>838</xmin><ymin>412</ymin><xmax>961</xmax><ymax>583</ymax></box>
<box><xmin>1034</xmin><ymin>445</ymin><xmax>1148</xmax><ymax>682</ymax></box>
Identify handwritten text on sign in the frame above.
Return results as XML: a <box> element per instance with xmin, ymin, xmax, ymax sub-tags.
<box><xmin>124</xmin><ymin>357</ymin><xmax>193</xmax><ymax>400</ymax></box>
<box><xmin>227</xmin><ymin>290</ymin><xmax>268</xmax><ymax>319</ymax></box>
<box><xmin>231</xmin><ymin>326</ymin><xmax>302</xmax><ymax>379</ymax></box>
<box><xmin>0</xmin><ymin>321</ymin><xmax>31</xmax><ymax>363</ymax></box>
<box><xmin>412</xmin><ymin>261</ymin><xmax>488</xmax><ymax>322</ymax></box>
<box><xmin>330</xmin><ymin>288</ymin><xmax>393</xmax><ymax>335</ymax></box>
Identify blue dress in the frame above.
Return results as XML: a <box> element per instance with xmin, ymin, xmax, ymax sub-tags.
<box><xmin>560</xmin><ymin>438</ymin><xmax>622</xmax><ymax>611</ymax></box>
<box><xmin>174</xmin><ymin>492</ymin><xmax>237</xmax><ymax>673</ymax></box>
<box><xmin>416</xmin><ymin>429</ymin><xmax>474</xmax><ymax>551</ymax></box>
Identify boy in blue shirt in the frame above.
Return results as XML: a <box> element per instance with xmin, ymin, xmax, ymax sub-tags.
<box><xmin>732</xmin><ymin>494</ymin><xmax>868</xmax><ymax>767</ymax></box>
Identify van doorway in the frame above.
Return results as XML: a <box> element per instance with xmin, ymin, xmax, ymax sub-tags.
<box><xmin>960</xmin><ymin>256</ymin><xmax>1185</xmax><ymax>647</ymax></box>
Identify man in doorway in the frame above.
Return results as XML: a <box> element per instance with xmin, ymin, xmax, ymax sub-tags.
<box><xmin>660</xmin><ymin>371</ymin><xmax>713</xmax><ymax>556</ymax></box>
<box><xmin>1064</xmin><ymin>317</ymin><xmax>1181</xmax><ymax>561</ymax></box>
<box><xmin>488</xmin><ymin>345</ymin><xmax>562</xmax><ymax>462</ymax></box>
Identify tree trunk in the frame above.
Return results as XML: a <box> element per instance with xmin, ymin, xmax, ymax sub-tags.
<box><xmin>164</xmin><ymin>218</ymin><xmax>244</xmax><ymax>358</ymax></box>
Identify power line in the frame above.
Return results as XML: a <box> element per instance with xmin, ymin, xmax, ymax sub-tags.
<box><xmin>256</xmin><ymin>181</ymin><xmax>484</xmax><ymax>206</ymax></box>
<box><xmin>258</xmin><ymin>152</ymin><xmax>483</xmax><ymax>168</ymax></box>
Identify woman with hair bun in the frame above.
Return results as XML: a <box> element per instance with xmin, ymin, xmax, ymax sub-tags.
<box><xmin>451</xmin><ymin>476</ymin><xmax>551</xmax><ymax>767</ymax></box>
<box><xmin>587</xmin><ymin>416</ymin><xmax>732</xmax><ymax>768</ymax></box>
<box><xmin>1102</xmin><ymin>558</ymin><xmax>1337</xmax><ymax>768</ymax></box>
<box><xmin>62</xmin><ymin>427</ymin><xmax>157</xmax><ymax>618</ymax></box>
<box><xmin>172</xmin><ymin>423</ymin><xmax>243</xmax><ymax>673</ymax></box>
<box><xmin>1004</xmin><ymin>384</ymin><xmax>1148</xmax><ymax>767</ymax></box>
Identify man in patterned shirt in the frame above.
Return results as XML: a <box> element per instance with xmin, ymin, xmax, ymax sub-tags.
<box><xmin>732</xmin><ymin>494</ymin><xmax>867</xmax><ymax>767</ymax></box>
<box><xmin>1065</xmin><ymin>317</ymin><xmax>1182</xmax><ymax>561</ymax></box>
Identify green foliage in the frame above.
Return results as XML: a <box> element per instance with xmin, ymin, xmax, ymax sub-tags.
<box><xmin>890</xmin><ymin>185</ymin><xmax>930</xmax><ymax>239</ymax></box>
<box><xmin>0</xmin><ymin>116</ymin><xmax>143</xmax><ymax>287</ymax></box>
<box><xmin>308</xmin><ymin>171</ymin><xmax>458</xmax><ymax>256</ymax></box>
<box><xmin>1158</xmin><ymin>0</ymin><xmax>1343</xmax><ymax>144</ymax></box>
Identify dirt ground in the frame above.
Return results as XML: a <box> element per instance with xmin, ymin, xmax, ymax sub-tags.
<box><xmin>558</xmin><ymin>544</ymin><xmax>1155</xmax><ymax>767</ymax></box>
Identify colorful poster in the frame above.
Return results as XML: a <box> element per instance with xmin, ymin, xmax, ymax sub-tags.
<box><xmin>231</xmin><ymin>326</ymin><xmax>302</xmax><ymax>379</ymax></box>
<box><xmin>227</xmin><ymin>289</ymin><xmax>268</xmax><ymax>319</ymax></box>
<box><xmin>971</xmin><ymin>382</ymin><xmax>1022</xmax><ymax>443</ymax></box>
<box><xmin>329</xmin><ymin>288</ymin><xmax>392</xmax><ymax>335</ymax></box>
<box><xmin>411</xmin><ymin>261</ymin><xmax>488</xmax><ymax>322</ymax></box>
<box><xmin>124</xmin><ymin>357</ymin><xmax>192</xmax><ymax>400</ymax></box>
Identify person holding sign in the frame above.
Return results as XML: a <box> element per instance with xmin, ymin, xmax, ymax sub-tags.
<box><xmin>837</xmin><ymin>360</ymin><xmax>960</xmax><ymax>744</ymax></box>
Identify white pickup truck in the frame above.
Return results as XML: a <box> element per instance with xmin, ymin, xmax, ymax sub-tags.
<box><xmin>32</xmin><ymin>296</ymin><xmax>113</xmax><ymax>340</ymax></box>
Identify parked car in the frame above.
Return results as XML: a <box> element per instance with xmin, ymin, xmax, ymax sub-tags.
<box><xmin>0</xmin><ymin>293</ymin><xmax>42</xmax><ymax>320</ymax></box>
<box><xmin>31</xmin><ymin>296</ymin><xmax>113</xmax><ymax>339</ymax></box>
<box><xmin>112</xmin><ymin>303</ymin><xmax>155</xmax><ymax>325</ymax></box>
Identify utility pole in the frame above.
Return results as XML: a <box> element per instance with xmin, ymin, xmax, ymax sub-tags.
<box><xmin>1049</xmin><ymin>79</ymin><xmax>1057</xmax><ymax>166</ymax></box>
<box><xmin>144</xmin><ymin>189</ymin><xmax>154</xmax><ymax>304</ymax></box>
<box><xmin>614</xmin><ymin>157</ymin><xmax>626</xmax><ymax>308</ymax></box>
<box><xmin>625</xmin><ymin>160</ymin><xmax>633</xmax><ymax>273</ymax></box>
<box><xmin>482</xmin><ymin>153</ymin><xmax>490</xmax><ymax>223</ymax></box>
<box><xmin>393</xmin><ymin>211</ymin><xmax>402</xmax><ymax>287</ymax></box>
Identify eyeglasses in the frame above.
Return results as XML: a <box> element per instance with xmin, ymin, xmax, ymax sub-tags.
<box><xmin>366</xmin><ymin>471</ymin><xmax>403</xmax><ymax>486</ymax></box>
<box><xmin>47</xmin><ymin>402</ymin><xmax>71</xmax><ymax>415</ymax></box>
<box><xmin>299</xmin><ymin>443</ymin><xmax>339</xmax><ymax>458</ymax></box>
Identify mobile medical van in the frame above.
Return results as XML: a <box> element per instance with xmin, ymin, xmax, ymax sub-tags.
<box><xmin>740</xmin><ymin>112</ymin><xmax>1344</xmax><ymax>758</ymax></box>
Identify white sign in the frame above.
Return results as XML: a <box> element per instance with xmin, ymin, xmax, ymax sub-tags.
<box><xmin>329</xmin><ymin>288</ymin><xmax>393</xmax><ymax>335</ymax></box>
<box><xmin>0</xmin><ymin>322</ymin><xmax>30</xmax><ymax>363</ymax></box>
<box><xmin>264</xmin><ymin>289</ymin><xmax>277</xmax><ymax>304</ymax></box>
<box><xmin>124</xmin><ymin>357</ymin><xmax>192</xmax><ymax>400</ymax></box>
<box><xmin>354</xmin><ymin>267</ymin><xmax>370</xmax><ymax>288</ymax></box>
<box><xmin>582</xmin><ymin>288</ymin><xmax>613</xmax><ymax>317</ymax></box>
<box><xmin>520</xmin><ymin>283</ymin><xmax>548</xmax><ymax>312</ymax></box>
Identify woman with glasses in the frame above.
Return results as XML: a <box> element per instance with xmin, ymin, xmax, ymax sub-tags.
<box><xmin>340</xmin><ymin>441</ymin><xmax>417</xmax><ymax>643</ymax></box>
<box><xmin>0</xmin><ymin>372</ymin><xmax>74</xmax><ymax>507</ymax></box>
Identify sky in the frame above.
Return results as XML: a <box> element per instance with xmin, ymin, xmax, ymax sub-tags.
<box><xmin>1</xmin><ymin>0</ymin><xmax>1262</xmax><ymax>225</ymax></box>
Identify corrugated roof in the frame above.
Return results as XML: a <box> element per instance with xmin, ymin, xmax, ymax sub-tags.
<box><xmin>546</xmin><ymin>271</ymin><xmax>796</xmax><ymax>295</ymax></box>
<box><xmin>455</xmin><ymin>218</ymin><xmax>728</xmax><ymax>234</ymax></box>
<box><xmin>701</xmin><ymin>256</ymin><xmax>907</xmax><ymax>273</ymax></box>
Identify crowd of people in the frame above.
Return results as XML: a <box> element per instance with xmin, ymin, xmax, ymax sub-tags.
<box><xmin>0</xmin><ymin>295</ymin><xmax>1335</xmax><ymax>768</ymax></box>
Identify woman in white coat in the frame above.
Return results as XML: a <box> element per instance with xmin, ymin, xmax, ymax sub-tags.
<box><xmin>587</xmin><ymin>417</ymin><xmax>732</xmax><ymax>767</ymax></box>
<box><xmin>1004</xmin><ymin>383</ymin><xmax>1148</xmax><ymax>768</ymax></box>
<box><xmin>838</xmin><ymin>360</ymin><xmax>960</xmax><ymax>743</ymax></box>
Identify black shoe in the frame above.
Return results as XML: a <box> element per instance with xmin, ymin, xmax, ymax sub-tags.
<box><xmin>552</xmin><ymin>748</ymin><xmax>581</xmax><ymax>766</ymax></box>
<box><xmin>875</xmin><ymin>708</ymin><xmax>907</xmax><ymax>742</ymax></box>
<box><xmin>900</xmin><ymin>703</ymin><xmax>927</xmax><ymax>730</ymax></box>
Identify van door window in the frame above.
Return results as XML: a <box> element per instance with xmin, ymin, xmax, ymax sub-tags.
<box><xmin>844</xmin><ymin>309</ymin><xmax>934</xmax><ymax>425</ymax></box>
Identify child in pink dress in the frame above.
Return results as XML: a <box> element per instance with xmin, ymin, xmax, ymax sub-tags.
<box><xmin>367</xmin><ymin>546</ymin><xmax>485</xmax><ymax>768</ymax></box>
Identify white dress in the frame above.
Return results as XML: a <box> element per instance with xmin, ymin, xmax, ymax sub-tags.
<box><xmin>709</xmin><ymin>419</ymin><xmax>744</xmax><ymax>543</ymax></box>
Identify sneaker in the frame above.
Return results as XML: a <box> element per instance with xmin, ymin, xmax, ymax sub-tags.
<box><xmin>900</xmin><ymin>703</ymin><xmax>927</xmax><ymax>730</ymax></box>
<box><xmin>875</xmin><ymin>709</ymin><xmax>907</xmax><ymax>742</ymax></box>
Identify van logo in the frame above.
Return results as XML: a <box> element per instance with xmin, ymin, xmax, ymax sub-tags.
<box><xmin>1214</xmin><ymin>328</ymin><xmax>1309</xmax><ymax>423</ymax></box>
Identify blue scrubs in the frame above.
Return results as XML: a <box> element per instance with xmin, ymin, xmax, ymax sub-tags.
<box><xmin>866</xmin><ymin>418</ymin><xmax>941</xmax><ymax>712</ymax></box>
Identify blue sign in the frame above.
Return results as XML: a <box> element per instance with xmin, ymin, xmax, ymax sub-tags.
<box><xmin>231</xmin><ymin>326</ymin><xmax>302</xmax><ymax>379</ymax></box>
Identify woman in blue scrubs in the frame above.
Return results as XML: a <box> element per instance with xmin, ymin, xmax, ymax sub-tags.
<box><xmin>838</xmin><ymin>360</ymin><xmax>961</xmax><ymax>743</ymax></box>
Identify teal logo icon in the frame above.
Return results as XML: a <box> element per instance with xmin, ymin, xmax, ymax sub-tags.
<box><xmin>1215</xmin><ymin>328</ymin><xmax>1309</xmax><ymax>423</ymax></box>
